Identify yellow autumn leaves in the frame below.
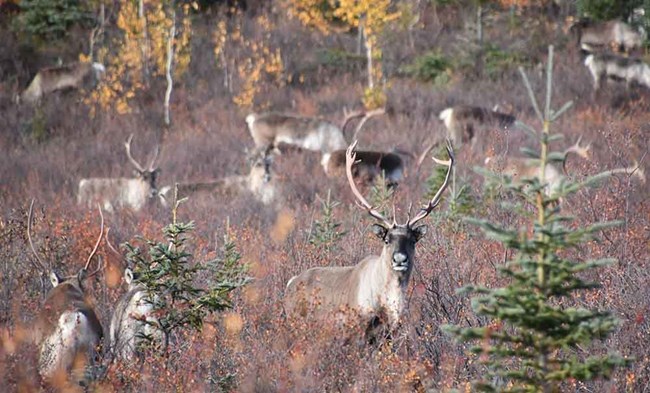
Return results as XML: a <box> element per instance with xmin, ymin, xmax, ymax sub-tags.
<box><xmin>86</xmin><ymin>1</ymin><xmax>192</xmax><ymax>115</ymax></box>
<box><xmin>84</xmin><ymin>1</ymin><xmax>404</xmax><ymax>114</ymax></box>
<box><xmin>213</xmin><ymin>12</ymin><xmax>285</xmax><ymax>109</ymax></box>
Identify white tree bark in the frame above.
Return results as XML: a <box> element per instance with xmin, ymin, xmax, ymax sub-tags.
<box><xmin>164</xmin><ymin>11</ymin><xmax>176</xmax><ymax>127</ymax></box>
<box><xmin>364</xmin><ymin>27</ymin><xmax>373</xmax><ymax>89</ymax></box>
<box><xmin>139</xmin><ymin>0</ymin><xmax>150</xmax><ymax>85</ymax></box>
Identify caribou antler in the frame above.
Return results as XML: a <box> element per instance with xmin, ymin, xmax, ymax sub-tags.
<box><xmin>606</xmin><ymin>160</ymin><xmax>646</xmax><ymax>183</ymax></box>
<box><xmin>341</xmin><ymin>108</ymin><xmax>366</xmax><ymax>136</ymax></box>
<box><xmin>27</xmin><ymin>199</ymin><xmax>47</xmax><ymax>271</ymax></box>
<box><xmin>408</xmin><ymin>140</ymin><xmax>454</xmax><ymax>227</ymax></box>
<box><xmin>564</xmin><ymin>136</ymin><xmax>591</xmax><ymax>160</ymax></box>
<box><xmin>346</xmin><ymin>141</ymin><xmax>393</xmax><ymax>228</ymax></box>
<box><xmin>83</xmin><ymin>204</ymin><xmax>104</xmax><ymax>272</ymax></box>
<box><xmin>562</xmin><ymin>136</ymin><xmax>591</xmax><ymax>174</ymax></box>
<box><xmin>415</xmin><ymin>135</ymin><xmax>445</xmax><ymax>172</ymax></box>
<box><xmin>124</xmin><ymin>134</ymin><xmax>146</xmax><ymax>172</ymax></box>
<box><xmin>105</xmin><ymin>227</ymin><xmax>122</xmax><ymax>257</ymax></box>
<box><xmin>147</xmin><ymin>144</ymin><xmax>160</xmax><ymax>171</ymax></box>
<box><xmin>353</xmin><ymin>108</ymin><xmax>386</xmax><ymax>141</ymax></box>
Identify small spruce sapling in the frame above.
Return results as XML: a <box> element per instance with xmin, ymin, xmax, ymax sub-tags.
<box><xmin>444</xmin><ymin>46</ymin><xmax>631</xmax><ymax>392</ymax></box>
<box><xmin>309</xmin><ymin>189</ymin><xmax>346</xmax><ymax>254</ymax></box>
<box><xmin>124</xmin><ymin>189</ymin><xmax>249</xmax><ymax>354</ymax></box>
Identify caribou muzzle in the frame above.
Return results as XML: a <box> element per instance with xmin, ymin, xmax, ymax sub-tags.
<box><xmin>392</xmin><ymin>252</ymin><xmax>409</xmax><ymax>271</ymax></box>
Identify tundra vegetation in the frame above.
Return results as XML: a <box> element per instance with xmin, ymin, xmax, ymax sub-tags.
<box><xmin>0</xmin><ymin>1</ymin><xmax>648</xmax><ymax>392</ymax></box>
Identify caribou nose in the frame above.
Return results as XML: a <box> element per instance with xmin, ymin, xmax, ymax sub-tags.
<box><xmin>393</xmin><ymin>252</ymin><xmax>407</xmax><ymax>264</ymax></box>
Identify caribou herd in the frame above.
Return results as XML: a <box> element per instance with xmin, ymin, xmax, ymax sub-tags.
<box><xmin>20</xmin><ymin>13</ymin><xmax>648</xmax><ymax>388</ymax></box>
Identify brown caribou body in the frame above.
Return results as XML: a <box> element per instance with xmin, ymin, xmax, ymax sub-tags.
<box><xmin>584</xmin><ymin>53</ymin><xmax>650</xmax><ymax>92</ymax></box>
<box><xmin>284</xmin><ymin>141</ymin><xmax>454</xmax><ymax>340</ymax></box>
<box><xmin>245</xmin><ymin>108</ymin><xmax>381</xmax><ymax>158</ymax></box>
<box><xmin>169</xmin><ymin>153</ymin><xmax>277</xmax><ymax>205</ymax></box>
<box><xmin>29</xmin><ymin>201</ymin><xmax>105</xmax><ymax>385</ymax></box>
<box><xmin>246</xmin><ymin>112</ymin><xmax>348</xmax><ymax>156</ymax></box>
<box><xmin>438</xmin><ymin>105</ymin><xmax>515</xmax><ymax>148</ymax></box>
<box><xmin>19</xmin><ymin>62</ymin><xmax>105</xmax><ymax>104</ymax></box>
<box><xmin>569</xmin><ymin>19</ymin><xmax>643</xmax><ymax>53</ymax></box>
<box><xmin>323</xmin><ymin>149</ymin><xmax>404</xmax><ymax>186</ymax></box>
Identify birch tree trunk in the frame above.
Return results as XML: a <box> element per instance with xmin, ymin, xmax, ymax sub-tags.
<box><xmin>164</xmin><ymin>10</ymin><xmax>176</xmax><ymax>127</ymax></box>
<box><xmin>139</xmin><ymin>0</ymin><xmax>150</xmax><ymax>85</ymax></box>
<box><xmin>364</xmin><ymin>27</ymin><xmax>373</xmax><ymax>89</ymax></box>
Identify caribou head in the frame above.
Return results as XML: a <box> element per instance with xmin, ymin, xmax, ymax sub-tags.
<box><xmin>346</xmin><ymin>140</ymin><xmax>453</xmax><ymax>279</ymax></box>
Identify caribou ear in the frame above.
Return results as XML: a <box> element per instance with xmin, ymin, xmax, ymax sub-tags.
<box><xmin>49</xmin><ymin>271</ymin><xmax>60</xmax><ymax>288</ymax></box>
<box><xmin>77</xmin><ymin>269</ymin><xmax>87</xmax><ymax>282</ymax></box>
<box><xmin>371</xmin><ymin>223</ymin><xmax>388</xmax><ymax>240</ymax></box>
<box><xmin>412</xmin><ymin>225</ymin><xmax>428</xmax><ymax>242</ymax></box>
<box><xmin>124</xmin><ymin>268</ymin><xmax>134</xmax><ymax>285</ymax></box>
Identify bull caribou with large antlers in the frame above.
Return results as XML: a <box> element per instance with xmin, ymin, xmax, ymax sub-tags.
<box><xmin>28</xmin><ymin>200</ymin><xmax>105</xmax><ymax>386</ymax></box>
<box><xmin>78</xmin><ymin>134</ymin><xmax>167</xmax><ymax>212</ymax></box>
<box><xmin>284</xmin><ymin>140</ymin><xmax>454</xmax><ymax>341</ymax></box>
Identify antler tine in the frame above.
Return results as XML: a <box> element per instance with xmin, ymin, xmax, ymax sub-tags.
<box><xmin>416</xmin><ymin>139</ymin><xmax>438</xmax><ymax>171</ymax></box>
<box><xmin>124</xmin><ymin>134</ymin><xmax>145</xmax><ymax>172</ymax></box>
<box><xmin>341</xmin><ymin>108</ymin><xmax>365</xmax><ymax>135</ymax></box>
<box><xmin>86</xmin><ymin>256</ymin><xmax>104</xmax><ymax>278</ymax></box>
<box><xmin>408</xmin><ymin>140</ymin><xmax>454</xmax><ymax>227</ymax></box>
<box><xmin>27</xmin><ymin>199</ymin><xmax>47</xmax><ymax>272</ymax></box>
<box><xmin>432</xmin><ymin>156</ymin><xmax>452</xmax><ymax>166</ymax></box>
<box><xmin>105</xmin><ymin>226</ymin><xmax>126</xmax><ymax>261</ymax></box>
<box><xmin>564</xmin><ymin>135</ymin><xmax>591</xmax><ymax>160</ymax></box>
<box><xmin>345</xmin><ymin>141</ymin><xmax>392</xmax><ymax>227</ymax></box>
<box><xmin>406</xmin><ymin>202</ymin><xmax>413</xmax><ymax>223</ymax></box>
<box><xmin>562</xmin><ymin>136</ymin><xmax>591</xmax><ymax>175</ymax></box>
<box><xmin>84</xmin><ymin>204</ymin><xmax>104</xmax><ymax>271</ymax></box>
<box><xmin>608</xmin><ymin>160</ymin><xmax>646</xmax><ymax>184</ymax></box>
<box><xmin>147</xmin><ymin>144</ymin><xmax>160</xmax><ymax>171</ymax></box>
<box><xmin>353</xmin><ymin>108</ymin><xmax>386</xmax><ymax>141</ymax></box>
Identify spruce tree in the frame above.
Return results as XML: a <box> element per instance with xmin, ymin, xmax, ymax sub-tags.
<box><xmin>309</xmin><ymin>189</ymin><xmax>346</xmax><ymax>253</ymax></box>
<box><xmin>124</xmin><ymin>191</ymin><xmax>249</xmax><ymax>354</ymax></box>
<box><xmin>444</xmin><ymin>46</ymin><xmax>631</xmax><ymax>392</ymax></box>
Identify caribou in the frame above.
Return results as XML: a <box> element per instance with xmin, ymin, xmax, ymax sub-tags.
<box><xmin>484</xmin><ymin>137</ymin><xmax>592</xmax><ymax>200</ymax></box>
<box><xmin>319</xmin><ymin>109</ymin><xmax>401</xmax><ymax>185</ymax></box>
<box><xmin>323</xmin><ymin>149</ymin><xmax>404</xmax><ymax>187</ymax></box>
<box><xmin>245</xmin><ymin>108</ymin><xmax>383</xmax><ymax>158</ymax></box>
<box><xmin>438</xmin><ymin>105</ymin><xmax>516</xmax><ymax>149</ymax></box>
<box><xmin>78</xmin><ymin>134</ymin><xmax>167</xmax><ymax>212</ymax></box>
<box><xmin>28</xmin><ymin>200</ymin><xmax>105</xmax><ymax>386</ymax></box>
<box><xmin>568</xmin><ymin>18</ymin><xmax>644</xmax><ymax>54</ymax></box>
<box><xmin>284</xmin><ymin>140</ymin><xmax>454</xmax><ymax>342</ymax></box>
<box><xmin>584</xmin><ymin>53</ymin><xmax>650</xmax><ymax>92</ymax></box>
<box><xmin>109</xmin><ymin>263</ymin><xmax>163</xmax><ymax>361</ymax></box>
<box><xmin>485</xmin><ymin>139</ymin><xmax>645</xmax><ymax>203</ymax></box>
<box><xmin>167</xmin><ymin>152</ymin><xmax>277</xmax><ymax>205</ymax></box>
<box><xmin>18</xmin><ymin>61</ymin><xmax>105</xmax><ymax>104</ymax></box>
